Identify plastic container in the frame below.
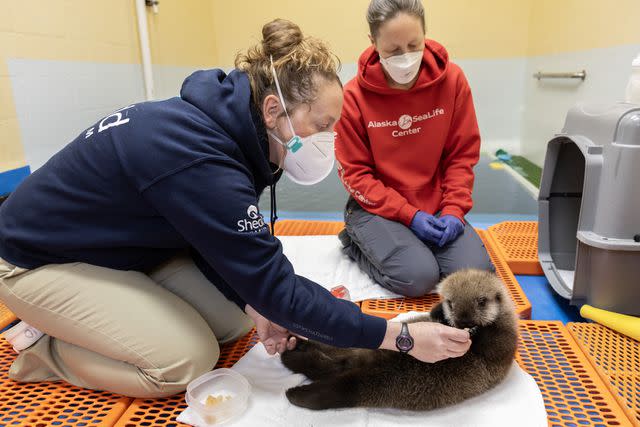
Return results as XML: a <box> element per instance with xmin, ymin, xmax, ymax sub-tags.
<box><xmin>538</xmin><ymin>103</ymin><xmax>640</xmax><ymax>315</ymax></box>
<box><xmin>185</xmin><ymin>368</ymin><xmax>251</xmax><ymax>425</ymax></box>
<box><xmin>625</xmin><ymin>54</ymin><xmax>640</xmax><ymax>104</ymax></box>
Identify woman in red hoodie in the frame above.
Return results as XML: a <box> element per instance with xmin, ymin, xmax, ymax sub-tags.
<box><xmin>336</xmin><ymin>0</ymin><xmax>493</xmax><ymax>297</ymax></box>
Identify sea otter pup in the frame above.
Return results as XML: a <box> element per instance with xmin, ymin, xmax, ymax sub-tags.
<box><xmin>281</xmin><ymin>269</ymin><xmax>518</xmax><ymax>411</ymax></box>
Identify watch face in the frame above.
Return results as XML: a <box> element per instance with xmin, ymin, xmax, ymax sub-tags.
<box><xmin>396</xmin><ymin>336</ymin><xmax>413</xmax><ymax>351</ymax></box>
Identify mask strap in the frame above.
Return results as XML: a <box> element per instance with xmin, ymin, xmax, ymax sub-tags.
<box><xmin>267</xmin><ymin>131</ymin><xmax>287</xmax><ymax>171</ymax></box>
<box><xmin>270</xmin><ymin>55</ymin><xmax>296</xmax><ymax>138</ymax></box>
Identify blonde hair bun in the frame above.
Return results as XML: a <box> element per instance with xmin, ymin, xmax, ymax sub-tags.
<box><xmin>235</xmin><ymin>19</ymin><xmax>341</xmax><ymax>110</ymax></box>
<box><xmin>261</xmin><ymin>19</ymin><xmax>304</xmax><ymax>59</ymax></box>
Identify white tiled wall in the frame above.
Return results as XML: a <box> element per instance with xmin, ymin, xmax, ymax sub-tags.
<box><xmin>9</xmin><ymin>45</ymin><xmax>640</xmax><ymax>171</ymax></box>
<box><xmin>520</xmin><ymin>44</ymin><xmax>640</xmax><ymax>165</ymax></box>
<box><xmin>7</xmin><ymin>61</ymin><xmax>243</xmax><ymax>171</ymax></box>
<box><xmin>8</xmin><ymin>59</ymin><xmax>145</xmax><ymax>170</ymax></box>
<box><xmin>152</xmin><ymin>65</ymin><xmax>209</xmax><ymax>100</ymax></box>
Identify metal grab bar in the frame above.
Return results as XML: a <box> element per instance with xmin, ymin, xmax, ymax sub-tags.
<box><xmin>533</xmin><ymin>70</ymin><xmax>587</xmax><ymax>81</ymax></box>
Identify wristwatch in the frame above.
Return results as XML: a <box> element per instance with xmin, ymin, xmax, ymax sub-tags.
<box><xmin>395</xmin><ymin>322</ymin><xmax>414</xmax><ymax>353</ymax></box>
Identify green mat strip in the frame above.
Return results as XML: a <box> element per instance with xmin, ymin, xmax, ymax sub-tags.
<box><xmin>509</xmin><ymin>155</ymin><xmax>542</xmax><ymax>188</ymax></box>
<box><xmin>493</xmin><ymin>150</ymin><xmax>542</xmax><ymax>188</ymax></box>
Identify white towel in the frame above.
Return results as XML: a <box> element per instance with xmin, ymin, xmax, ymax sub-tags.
<box><xmin>178</xmin><ymin>343</ymin><xmax>547</xmax><ymax>427</ymax></box>
<box><xmin>279</xmin><ymin>235</ymin><xmax>432</xmax><ymax>302</ymax></box>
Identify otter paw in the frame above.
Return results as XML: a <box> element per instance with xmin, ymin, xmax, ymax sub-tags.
<box><xmin>286</xmin><ymin>385</ymin><xmax>327</xmax><ymax>410</ymax></box>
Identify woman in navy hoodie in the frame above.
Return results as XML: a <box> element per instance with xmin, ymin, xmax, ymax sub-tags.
<box><xmin>0</xmin><ymin>19</ymin><xmax>470</xmax><ymax>397</ymax></box>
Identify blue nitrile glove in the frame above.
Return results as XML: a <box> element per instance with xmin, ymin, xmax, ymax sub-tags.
<box><xmin>410</xmin><ymin>211</ymin><xmax>446</xmax><ymax>245</ymax></box>
<box><xmin>437</xmin><ymin>215</ymin><xmax>465</xmax><ymax>247</ymax></box>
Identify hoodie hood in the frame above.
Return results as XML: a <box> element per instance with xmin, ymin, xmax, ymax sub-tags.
<box><xmin>357</xmin><ymin>39</ymin><xmax>449</xmax><ymax>95</ymax></box>
<box><xmin>180</xmin><ymin>69</ymin><xmax>273</xmax><ymax>186</ymax></box>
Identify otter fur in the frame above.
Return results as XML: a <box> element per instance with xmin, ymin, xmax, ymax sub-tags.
<box><xmin>280</xmin><ymin>269</ymin><xmax>518</xmax><ymax>411</ymax></box>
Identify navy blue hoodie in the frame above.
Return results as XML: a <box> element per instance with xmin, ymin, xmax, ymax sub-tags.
<box><xmin>0</xmin><ymin>69</ymin><xmax>387</xmax><ymax>349</ymax></box>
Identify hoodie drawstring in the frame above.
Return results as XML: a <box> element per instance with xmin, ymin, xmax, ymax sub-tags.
<box><xmin>270</xmin><ymin>182</ymin><xmax>278</xmax><ymax>235</ymax></box>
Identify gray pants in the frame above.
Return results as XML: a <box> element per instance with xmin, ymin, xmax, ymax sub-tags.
<box><xmin>0</xmin><ymin>255</ymin><xmax>254</xmax><ymax>398</ymax></box>
<box><xmin>341</xmin><ymin>198</ymin><xmax>494</xmax><ymax>297</ymax></box>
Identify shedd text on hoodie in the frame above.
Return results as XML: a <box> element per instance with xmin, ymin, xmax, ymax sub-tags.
<box><xmin>237</xmin><ymin>205</ymin><xmax>267</xmax><ymax>232</ymax></box>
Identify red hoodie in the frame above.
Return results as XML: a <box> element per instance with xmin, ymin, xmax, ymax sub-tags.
<box><xmin>335</xmin><ymin>39</ymin><xmax>480</xmax><ymax>226</ymax></box>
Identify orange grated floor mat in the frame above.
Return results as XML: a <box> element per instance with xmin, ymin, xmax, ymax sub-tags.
<box><xmin>359</xmin><ymin>294</ymin><xmax>442</xmax><ymax>320</ymax></box>
<box><xmin>481</xmin><ymin>229</ymin><xmax>532</xmax><ymax>318</ymax></box>
<box><xmin>567</xmin><ymin>323</ymin><xmax>639</xmax><ymax>375</ymax></box>
<box><xmin>360</xmin><ymin>229</ymin><xmax>532</xmax><ymax>320</ymax></box>
<box><xmin>568</xmin><ymin>323</ymin><xmax>640</xmax><ymax>426</ymax></box>
<box><xmin>608</xmin><ymin>374</ymin><xmax>640</xmax><ymax>427</ymax></box>
<box><xmin>112</xmin><ymin>393</ymin><xmax>185</xmax><ymax>427</ymax></box>
<box><xmin>273</xmin><ymin>219</ymin><xmax>345</xmax><ymax>236</ymax></box>
<box><xmin>0</xmin><ymin>301</ymin><xmax>17</xmax><ymax>330</ymax></box>
<box><xmin>9</xmin><ymin>221</ymin><xmax>628</xmax><ymax>425</ymax></box>
<box><xmin>113</xmin><ymin>330</ymin><xmax>260</xmax><ymax>427</ymax></box>
<box><xmin>0</xmin><ymin>338</ymin><xmax>132</xmax><ymax>426</ymax></box>
<box><xmin>517</xmin><ymin>321</ymin><xmax>633</xmax><ymax>427</ymax></box>
<box><xmin>486</xmin><ymin>221</ymin><xmax>543</xmax><ymax>275</ymax></box>
<box><xmin>114</xmin><ymin>322</ymin><xmax>634</xmax><ymax>426</ymax></box>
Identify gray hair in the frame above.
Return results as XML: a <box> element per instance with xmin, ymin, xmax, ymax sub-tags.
<box><xmin>366</xmin><ymin>0</ymin><xmax>425</xmax><ymax>39</ymax></box>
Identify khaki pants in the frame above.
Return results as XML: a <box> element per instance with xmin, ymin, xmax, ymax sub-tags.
<box><xmin>0</xmin><ymin>255</ymin><xmax>253</xmax><ymax>398</ymax></box>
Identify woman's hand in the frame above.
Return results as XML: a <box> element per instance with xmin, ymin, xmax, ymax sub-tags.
<box><xmin>437</xmin><ymin>215</ymin><xmax>464</xmax><ymax>247</ymax></box>
<box><xmin>380</xmin><ymin>321</ymin><xmax>471</xmax><ymax>363</ymax></box>
<box><xmin>410</xmin><ymin>211</ymin><xmax>446</xmax><ymax>245</ymax></box>
<box><xmin>245</xmin><ymin>305</ymin><xmax>297</xmax><ymax>355</ymax></box>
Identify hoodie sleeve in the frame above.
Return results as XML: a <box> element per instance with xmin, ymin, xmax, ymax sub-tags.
<box><xmin>191</xmin><ymin>248</ymin><xmax>247</xmax><ymax>309</ymax></box>
<box><xmin>438</xmin><ymin>73</ymin><xmax>481</xmax><ymax>221</ymax></box>
<box><xmin>142</xmin><ymin>158</ymin><xmax>387</xmax><ymax>349</ymax></box>
<box><xmin>335</xmin><ymin>90</ymin><xmax>419</xmax><ymax>226</ymax></box>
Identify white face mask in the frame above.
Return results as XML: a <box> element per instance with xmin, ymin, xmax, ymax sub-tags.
<box><xmin>268</xmin><ymin>56</ymin><xmax>336</xmax><ymax>186</ymax></box>
<box><xmin>380</xmin><ymin>50</ymin><xmax>423</xmax><ymax>85</ymax></box>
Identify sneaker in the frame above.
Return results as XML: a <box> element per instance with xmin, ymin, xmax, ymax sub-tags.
<box><xmin>2</xmin><ymin>321</ymin><xmax>44</xmax><ymax>353</ymax></box>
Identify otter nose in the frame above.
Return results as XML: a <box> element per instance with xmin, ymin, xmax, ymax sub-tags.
<box><xmin>456</xmin><ymin>313</ymin><xmax>475</xmax><ymax>329</ymax></box>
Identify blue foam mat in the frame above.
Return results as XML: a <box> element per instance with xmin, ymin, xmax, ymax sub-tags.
<box><xmin>516</xmin><ymin>275</ymin><xmax>582</xmax><ymax>322</ymax></box>
<box><xmin>0</xmin><ymin>165</ymin><xmax>30</xmax><ymax>196</ymax></box>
